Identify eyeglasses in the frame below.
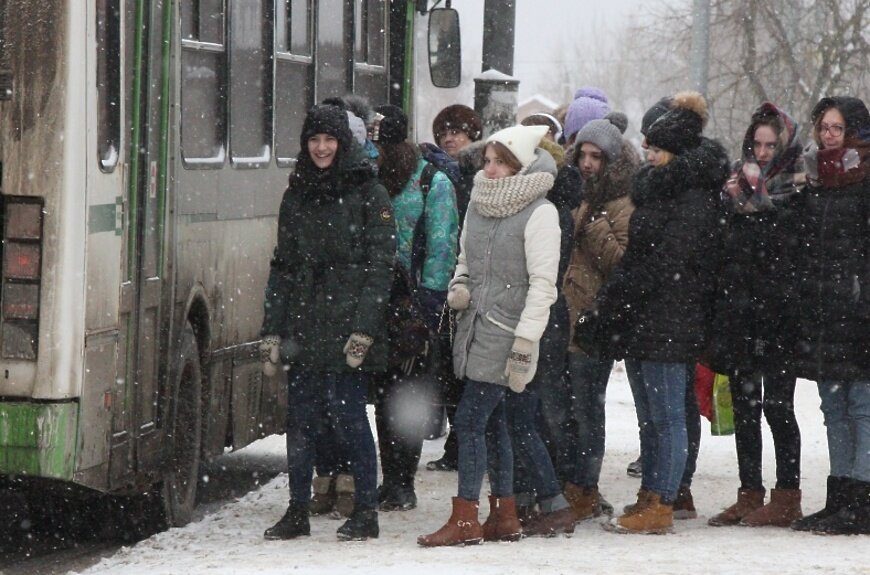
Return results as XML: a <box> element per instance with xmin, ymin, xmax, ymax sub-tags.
<box><xmin>819</xmin><ymin>123</ymin><xmax>845</xmax><ymax>137</ymax></box>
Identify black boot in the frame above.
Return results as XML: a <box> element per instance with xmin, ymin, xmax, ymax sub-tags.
<box><xmin>792</xmin><ymin>476</ymin><xmax>850</xmax><ymax>532</ymax></box>
<box><xmin>812</xmin><ymin>479</ymin><xmax>870</xmax><ymax>535</ymax></box>
<box><xmin>380</xmin><ymin>484</ymin><xmax>417</xmax><ymax>511</ymax></box>
<box><xmin>264</xmin><ymin>503</ymin><xmax>310</xmax><ymax>540</ymax></box>
<box><xmin>337</xmin><ymin>508</ymin><xmax>379</xmax><ymax>541</ymax></box>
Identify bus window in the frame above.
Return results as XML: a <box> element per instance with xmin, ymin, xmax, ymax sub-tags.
<box><xmin>353</xmin><ymin>0</ymin><xmax>387</xmax><ymax>112</ymax></box>
<box><xmin>274</xmin><ymin>0</ymin><xmax>313</xmax><ymax>167</ymax></box>
<box><xmin>96</xmin><ymin>0</ymin><xmax>120</xmax><ymax>172</ymax></box>
<box><xmin>229</xmin><ymin>1</ymin><xmax>273</xmax><ymax>168</ymax></box>
<box><xmin>181</xmin><ymin>0</ymin><xmax>227</xmax><ymax>167</ymax></box>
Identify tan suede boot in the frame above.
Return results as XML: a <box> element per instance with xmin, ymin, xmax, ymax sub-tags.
<box><xmin>309</xmin><ymin>475</ymin><xmax>336</xmax><ymax>516</ymax></box>
<box><xmin>417</xmin><ymin>497</ymin><xmax>483</xmax><ymax>547</ymax></box>
<box><xmin>741</xmin><ymin>488</ymin><xmax>802</xmax><ymax>527</ymax></box>
<box><xmin>608</xmin><ymin>492</ymin><xmax>674</xmax><ymax>534</ymax></box>
<box><xmin>622</xmin><ymin>489</ymin><xmax>654</xmax><ymax>516</ymax></box>
<box><xmin>333</xmin><ymin>474</ymin><xmax>355</xmax><ymax>518</ymax></box>
<box><xmin>564</xmin><ymin>482</ymin><xmax>601</xmax><ymax>521</ymax></box>
<box><xmin>708</xmin><ymin>488</ymin><xmax>765</xmax><ymax>526</ymax></box>
<box><xmin>481</xmin><ymin>495</ymin><xmax>522</xmax><ymax>542</ymax></box>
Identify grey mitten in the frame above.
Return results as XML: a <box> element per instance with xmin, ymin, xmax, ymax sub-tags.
<box><xmin>504</xmin><ymin>337</ymin><xmax>538</xmax><ymax>393</ymax></box>
<box><xmin>343</xmin><ymin>332</ymin><xmax>373</xmax><ymax>368</ymax></box>
<box><xmin>260</xmin><ymin>335</ymin><xmax>281</xmax><ymax>376</ymax></box>
<box><xmin>447</xmin><ymin>275</ymin><xmax>471</xmax><ymax>311</ymax></box>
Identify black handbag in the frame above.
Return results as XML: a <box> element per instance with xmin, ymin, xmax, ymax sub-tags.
<box><xmin>386</xmin><ymin>265</ymin><xmax>430</xmax><ymax>368</ymax></box>
<box><xmin>573</xmin><ymin>309</ymin><xmax>601</xmax><ymax>356</ymax></box>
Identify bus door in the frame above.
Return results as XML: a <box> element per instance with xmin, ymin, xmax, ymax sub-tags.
<box><xmin>111</xmin><ymin>0</ymin><xmax>169</xmax><ymax>488</ymax></box>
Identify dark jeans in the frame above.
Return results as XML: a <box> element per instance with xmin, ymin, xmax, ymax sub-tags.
<box><xmin>567</xmin><ymin>353</ymin><xmax>614</xmax><ymax>488</ymax></box>
<box><xmin>455</xmin><ymin>379</ymin><xmax>512</xmax><ymax>500</ymax></box>
<box><xmin>817</xmin><ymin>380</ymin><xmax>870</xmax><ymax>482</ymax></box>
<box><xmin>286</xmin><ymin>370</ymin><xmax>377</xmax><ymax>510</ymax></box>
<box><xmin>627</xmin><ymin>361</ymin><xmax>700</xmax><ymax>488</ymax></box>
<box><xmin>625</xmin><ymin>360</ymin><xmax>688</xmax><ymax>503</ymax></box>
<box><xmin>373</xmin><ymin>371</ymin><xmax>424</xmax><ymax>489</ymax></box>
<box><xmin>533</xmin><ymin>295</ymin><xmax>574</xmax><ymax>484</ymax></box>
<box><xmin>730</xmin><ymin>369</ymin><xmax>801</xmax><ymax>490</ymax></box>
<box><xmin>503</xmin><ymin>388</ymin><xmax>562</xmax><ymax>501</ymax></box>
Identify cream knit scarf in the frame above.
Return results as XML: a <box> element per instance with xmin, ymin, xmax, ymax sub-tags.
<box><xmin>470</xmin><ymin>169</ymin><xmax>555</xmax><ymax>218</ymax></box>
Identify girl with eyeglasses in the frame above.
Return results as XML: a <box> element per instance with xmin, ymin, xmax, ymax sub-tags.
<box><xmin>791</xmin><ymin>96</ymin><xmax>870</xmax><ymax>535</ymax></box>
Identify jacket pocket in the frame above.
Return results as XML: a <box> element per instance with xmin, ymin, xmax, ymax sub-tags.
<box><xmin>485</xmin><ymin>305</ymin><xmax>520</xmax><ymax>334</ymax></box>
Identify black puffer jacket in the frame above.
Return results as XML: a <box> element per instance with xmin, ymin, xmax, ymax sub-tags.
<box><xmin>708</xmin><ymin>105</ymin><xmax>804</xmax><ymax>373</ymax></box>
<box><xmin>595</xmin><ymin>137</ymin><xmax>730</xmax><ymax>363</ymax></box>
<box><xmin>792</xmin><ymin>96</ymin><xmax>870</xmax><ymax>381</ymax></box>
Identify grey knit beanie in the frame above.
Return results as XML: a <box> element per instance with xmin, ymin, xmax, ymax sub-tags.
<box><xmin>574</xmin><ymin>119</ymin><xmax>623</xmax><ymax>162</ymax></box>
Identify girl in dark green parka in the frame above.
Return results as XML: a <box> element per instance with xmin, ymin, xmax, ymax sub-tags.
<box><xmin>260</xmin><ymin>104</ymin><xmax>395</xmax><ymax>542</ymax></box>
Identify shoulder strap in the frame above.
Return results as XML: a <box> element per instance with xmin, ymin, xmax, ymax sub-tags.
<box><xmin>410</xmin><ymin>163</ymin><xmax>441</xmax><ymax>284</ymax></box>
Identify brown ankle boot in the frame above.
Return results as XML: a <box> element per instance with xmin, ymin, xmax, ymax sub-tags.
<box><xmin>622</xmin><ymin>489</ymin><xmax>654</xmax><ymax>516</ymax></box>
<box><xmin>417</xmin><ymin>497</ymin><xmax>483</xmax><ymax>547</ymax></box>
<box><xmin>522</xmin><ymin>507</ymin><xmax>576</xmax><ymax>537</ymax></box>
<box><xmin>564</xmin><ymin>482</ymin><xmax>601</xmax><ymax>521</ymax></box>
<box><xmin>481</xmin><ymin>495</ymin><xmax>522</xmax><ymax>542</ymax></box>
<box><xmin>608</xmin><ymin>492</ymin><xmax>674</xmax><ymax>534</ymax></box>
<box><xmin>740</xmin><ymin>488</ymin><xmax>802</xmax><ymax>527</ymax></box>
<box><xmin>708</xmin><ymin>488</ymin><xmax>765</xmax><ymax>526</ymax></box>
<box><xmin>309</xmin><ymin>475</ymin><xmax>337</xmax><ymax>515</ymax></box>
<box><xmin>673</xmin><ymin>485</ymin><xmax>698</xmax><ymax>520</ymax></box>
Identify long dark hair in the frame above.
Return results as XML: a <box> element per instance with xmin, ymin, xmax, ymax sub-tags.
<box><xmin>377</xmin><ymin>141</ymin><xmax>419</xmax><ymax>196</ymax></box>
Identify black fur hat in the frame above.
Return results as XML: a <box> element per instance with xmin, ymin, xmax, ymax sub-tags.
<box><xmin>372</xmin><ymin>104</ymin><xmax>409</xmax><ymax>144</ymax></box>
<box><xmin>645</xmin><ymin>91</ymin><xmax>709</xmax><ymax>154</ymax></box>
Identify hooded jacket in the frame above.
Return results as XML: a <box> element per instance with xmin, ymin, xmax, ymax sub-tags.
<box><xmin>792</xmin><ymin>96</ymin><xmax>870</xmax><ymax>381</ymax></box>
<box><xmin>594</xmin><ymin>137</ymin><xmax>730</xmax><ymax>362</ymax></box>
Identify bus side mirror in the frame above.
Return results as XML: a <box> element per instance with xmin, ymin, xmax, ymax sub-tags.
<box><xmin>428</xmin><ymin>8</ymin><xmax>461</xmax><ymax>88</ymax></box>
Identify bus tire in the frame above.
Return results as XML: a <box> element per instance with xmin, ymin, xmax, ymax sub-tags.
<box><xmin>160</xmin><ymin>323</ymin><xmax>203</xmax><ymax>527</ymax></box>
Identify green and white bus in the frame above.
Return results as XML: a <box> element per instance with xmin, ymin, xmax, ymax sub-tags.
<box><xmin>0</xmin><ymin>0</ymin><xmax>464</xmax><ymax>528</ymax></box>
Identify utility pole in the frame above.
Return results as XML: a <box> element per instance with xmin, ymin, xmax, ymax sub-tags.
<box><xmin>475</xmin><ymin>0</ymin><xmax>519</xmax><ymax>137</ymax></box>
<box><xmin>690</xmin><ymin>0</ymin><xmax>710</xmax><ymax>96</ymax></box>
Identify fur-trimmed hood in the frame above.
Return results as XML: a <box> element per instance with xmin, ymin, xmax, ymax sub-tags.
<box><xmin>582</xmin><ymin>140</ymin><xmax>641</xmax><ymax>206</ymax></box>
<box><xmin>457</xmin><ymin>139</ymin><xmax>486</xmax><ymax>175</ymax></box>
<box><xmin>633</xmin><ymin>137</ymin><xmax>730</xmax><ymax>206</ymax></box>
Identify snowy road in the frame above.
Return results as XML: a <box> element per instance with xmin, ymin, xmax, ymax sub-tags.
<box><xmin>74</xmin><ymin>366</ymin><xmax>869</xmax><ymax>575</ymax></box>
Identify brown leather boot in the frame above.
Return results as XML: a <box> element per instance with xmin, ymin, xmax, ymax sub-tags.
<box><xmin>673</xmin><ymin>485</ymin><xmax>698</xmax><ymax>520</ymax></box>
<box><xmin>622</xmin><ymin>489</ymin><xmax>654</xmax><ymax>516</ymax></box>
<box><xmin>522</xmin><ymin>507</ymin><xmax>576</xmax><ymax>537</ymax></box>
<box><xmin>481</xmin><ymin>495</ymin><xmax>522</xmax><ymax>542</ymax></box>
<box><xmin>741</xmin><ymin>488</ymin><xmax>802</xmax><ymax>527</ymax></box>
<box><xmin>417</xmin><ymin>497</ymin><xmax>483</xmax><ymax>547</ymax></box>
<box><xmin>708</xmin><ymin>488</ymin><xmax>765</xmax><ymax>526</ymax></box>
<box><xmin>607</xmin><ymin>492</ymin><xmax>674</xmax><ymax>534</ymax></box>
<box><xmin>564</xmin><ymin>482</ymin><xmax>601</xmax><ymax>521</ymax></box>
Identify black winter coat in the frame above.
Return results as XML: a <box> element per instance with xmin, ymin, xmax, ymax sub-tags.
<box><xmin>595</xmin><ymin>138</ymin><xmax>730</xmax><ymax>363</ymax></box>
<box><xmin>261</xmin><ymin>144</ymin><xmax>396</xmax><ymax>372</ymax></box>
<box><xmin>792</xmin><ymin>177</ymin><xmax>870</xmax><ymax>381</ymax></box>
<box><xmin>707</xmin><ymin>209</ymin><xmax>800</xmax><ymax>373</ymax></box>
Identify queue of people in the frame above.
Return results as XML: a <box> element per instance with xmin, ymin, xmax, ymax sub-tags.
<box><xmin>259</xmin><ymin>90</ymin><xmax>870</xmax><ymax>543</ymax></box>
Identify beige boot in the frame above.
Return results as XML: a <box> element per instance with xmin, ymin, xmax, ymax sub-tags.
<box><xmin>481</xmin><ymin>495</ymin><xmax>522</xmax><ymax>542</ymax></box>
<box><xmin>309</xmin><ymin>475</ymin><xmax>336</xmax><ymax>516</ymax></box>
<box><xmin>708</xmin><ymin>488</ymin><xmax>765</xmax><ymax>526</ymax></box>
<box><xmin>608</xmin><ymin>492</ymin><xmax>674</xmax><ymax>534</ymax></box>
<box><xmin>333</xmin><ymin>474</ymin><xmax>355</xmax><ymax>518</ymax></box>
<box><xmin>741</xmin><ymin>488</ymin><xmax>802</xmax><ymax>527</ymax></box>
<box><xmin>417</xmin><ymin>497</ymin><xmax>483</xmax><ymax>547</ymax></box>
<box><xmin>564</xmin><ymin>482</ymin><xmax>601</xmax><ymax>521</ymax></box>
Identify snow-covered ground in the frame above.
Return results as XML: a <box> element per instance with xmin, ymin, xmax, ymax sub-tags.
<box><xmin>76</xmin><ymin>366</ymin><xmax>869</xmax><ymax>575</ymax></box>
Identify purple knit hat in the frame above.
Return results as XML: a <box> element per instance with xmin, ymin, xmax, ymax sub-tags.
<box><xmin>564</xmin><ymin>87</ymin><xmax>610</xmax><ymax>143</ymax></box>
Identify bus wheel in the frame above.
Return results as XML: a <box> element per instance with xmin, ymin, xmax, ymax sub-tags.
<box><xmin>160</xmin><ymin>323</ymin><xmax>203</xmax><ymax>527</ymax></box>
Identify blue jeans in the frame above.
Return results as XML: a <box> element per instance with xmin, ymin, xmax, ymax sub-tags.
<box><xmin>627</xmin><ymin>360</ymin><xmax>699</xmax><ymax>488</ymax></box>
<box><xmin>817</xmin><ymin>381</ymin><xmax>870</xmax><ymax>483</ymax></box>
<box><xmin>503</xmin><ymin>388</ymin><xmax>562</xmax><ymax>501</ymax></box>
<box><xmin>625</xmin><ymin>360</ymin><xmax>688</xmax><ymax>503</ymax></box>
<box><xmin>567</xmin><ymin>353</ymin><xmax>613</xmax><ymax>488</ymax></box>
<box><xmin>285</xmin><ymin>370</ymin><xmax>378</xmax><ymax>510</ymax></box>
<box><xmin>455</xmin><ymin>379</ymin><xmax>512</xmax><ymax>500</ymax></box>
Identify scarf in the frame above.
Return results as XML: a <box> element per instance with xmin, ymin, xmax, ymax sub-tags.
<box><xmin>803</xmin><ymin>138</ymin><xmax>870</xmax><ymax>189</ymax></box>
<box><xmin>724</xmin><ymin>107</ymin><xmax>803</xmax><ymax>214</ymax></box>
<box><xmin>470</xmin><ymin>169</ymin><xmax>554</xmax><ymax>218</ymax></box>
